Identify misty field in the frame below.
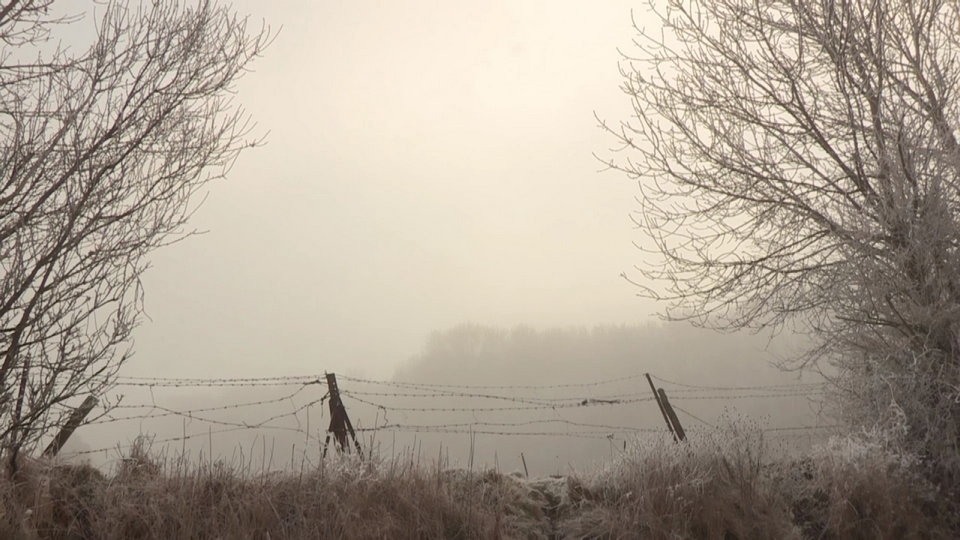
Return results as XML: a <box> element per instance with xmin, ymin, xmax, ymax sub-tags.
<box><xmin>4</xmin><ymin>0</ymin><xmax>960</xmax><ymax>538</ymax></box>
<box><xmin>1</xmin><ymin>427</ymin><xmax>956</xmax><ymax>540</ymax></box>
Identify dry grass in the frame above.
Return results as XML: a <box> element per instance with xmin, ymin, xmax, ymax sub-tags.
<box><xmin>1</xmin><ymin>430</ymin><xmax>956</xmax><ymax>539</ymax></box>
<box><xmin>563</xmin><ymin>423</ymin><xmax>798</xmax><ymax>539</ymax></box>
<box><xmin>564</xmin><ymin>423</ymin><xmax>955</xmax><ymax>539</ymax></box>
<box><xmin>0</xmin><ymin>439</ymin><xmax>547</xmax><ymax>540</ymax></box>
<box><xmin>775</xmin><ymin>433</ymin><xmax>951</xmax><ymax>540</ymax></box>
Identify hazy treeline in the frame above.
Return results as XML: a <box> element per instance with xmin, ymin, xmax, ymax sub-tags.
<box><xmin>395</xmin><ymin>323</ymin><xmax>807</xmax><ymax>388</ymax></box>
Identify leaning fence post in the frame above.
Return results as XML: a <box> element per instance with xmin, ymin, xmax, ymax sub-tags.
<box><xmin>657</xmin><ymin>388</ymin><xmax>686</xmax><ymax>442</ymax></box>
<box><xmin>42</xmin><ymin>395</ymin><xmax>98</xmax><ymax>458</ymax></box>
<box><xmin>645</xmin><ymin>373</ymin><xmax>678</xmax><ymax>442</ymax></box>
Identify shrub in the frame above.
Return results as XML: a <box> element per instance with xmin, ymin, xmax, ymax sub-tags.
<box><xmin>566</xmin><ymin>422</ymin><xmax>798</xmax><ymax>539</ymax></box>
<box><xmin>775</xmin><ymin>430</ymin><xmax>950</xmax><ymax>540</ymax></box>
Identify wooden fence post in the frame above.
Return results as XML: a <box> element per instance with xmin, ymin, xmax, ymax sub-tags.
<box><xmin>657</xmin><ymin>388</ymin><xmax>686</xmax><ymax>442</ymax></box>
<box><xmin>322</xmin><ymin>373</ymin><xmax>363</xmax><ymax>459</ymax></box>
<box><xmin>645</xmin><ymin>373</ymin><xmax>678</xmax><ymax>442</ymax></box>
<box><xmin>42</xmin><ymin>395</ymin><xmax>98</xmax><ymax>458</ymax></box>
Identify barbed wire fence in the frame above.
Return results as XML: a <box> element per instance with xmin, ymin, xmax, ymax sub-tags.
<box><xmin>61</xmin><ymin>372</ymin><xmax>839</xmax><ymax>466</ymax></box>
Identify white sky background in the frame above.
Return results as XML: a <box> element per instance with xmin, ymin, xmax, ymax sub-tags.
<box><xmin>122</xmin><ymin>0</ymin><xmax>659</xmax><ymax>379</ymax></box>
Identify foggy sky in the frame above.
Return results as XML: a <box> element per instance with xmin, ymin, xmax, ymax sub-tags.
<box><xmin>124</xmin><ymin>0</ymin><xmax>657</xmax><ymax>379</ymax></box>
<box><xmin>43</xmin><ymin>1</ymin><xmax>841</xmax><ymax>470</ymax></box>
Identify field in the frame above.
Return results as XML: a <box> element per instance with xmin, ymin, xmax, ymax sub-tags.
<box><xmin>2</xmin><ymin>427</ymin><xmax>956</xmax><ymax>539</ymax></box>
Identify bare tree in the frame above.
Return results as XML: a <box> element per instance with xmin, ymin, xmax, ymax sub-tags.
<box><xmin>0</xmin><ymin>0</ymin><xmax>268</xmax><ymax>466</ymax></box>
<box><xmin>600</xmin><ymin>0</ymin><xmax>960</xmax><ymax>466</ymax></box>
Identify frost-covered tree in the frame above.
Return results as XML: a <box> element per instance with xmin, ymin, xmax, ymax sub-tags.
<box><xmin>0</xmin><ymin>0</ymin><xmax>268</xmax><ymax>465</ymax></box>
<box><xmin>602</xmin><ymin>0</ymin><xmax>960</xmax><ymax>467</ymax></box>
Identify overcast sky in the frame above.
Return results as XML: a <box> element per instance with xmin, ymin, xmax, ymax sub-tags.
<box><xmin>121</xmin><ymin>0</ymin><xmax>662</xmax><ymax>379</ymax></box>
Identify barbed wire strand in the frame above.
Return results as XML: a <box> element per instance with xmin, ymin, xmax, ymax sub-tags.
<box><xmin>650</xmin><ymin>374</ymin><xmax>826</xmax><ymax>392</ymax></box>
<box><xmin>109</xmin><ymin>372</ymin><xmax>826</xmax><ymax>393</ymax></box>
<box><xmin>339</xmin><ymin>388</ymin><xmax>670</xmax><ymax>405</ymax></box>
<box><xmin>69</xmin><ymin>424</ymin><xmax>324</xmax><ymax>457</ymax></box>
<box><xmin>338</xmin><ymin>373</ymin><xmax>650</xmax><ymax>390</ymax></box>
<box><xmin>94</xmin><ymin>397</ymin><xmax>326</xmax><ymax>433</ymax></box>
<box><xmin>671</xmin><ymin>404</ymin><xmax>716</xmax><ymax>428</ymax></box>
<box><xmin>103</xmin><ymin>386</ymin><xmax>311</xmax><ymax>415</ymax></box>
<box><xmin>342</xmin><ymin>392</ymin><xmax>654</xmax><ymax>412</ymax></box>
<box><xmin>681</xmin><ymin>392</ymin><xmax>826</xmax><ymax>400</ymax></box>
<box><xmin>113</xmin><ymin>377</ymin><xmax>326</xmax><ymax>388</ymax></box>
<box><xmin>352</xmin><ymin>424</ymin><xmax>841</xmax><ymax>438</ymax></box>
<box><xmin>356</xmin><ymin>419</ymin><xmax>658</xmax><ymax>433</ymax></box>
